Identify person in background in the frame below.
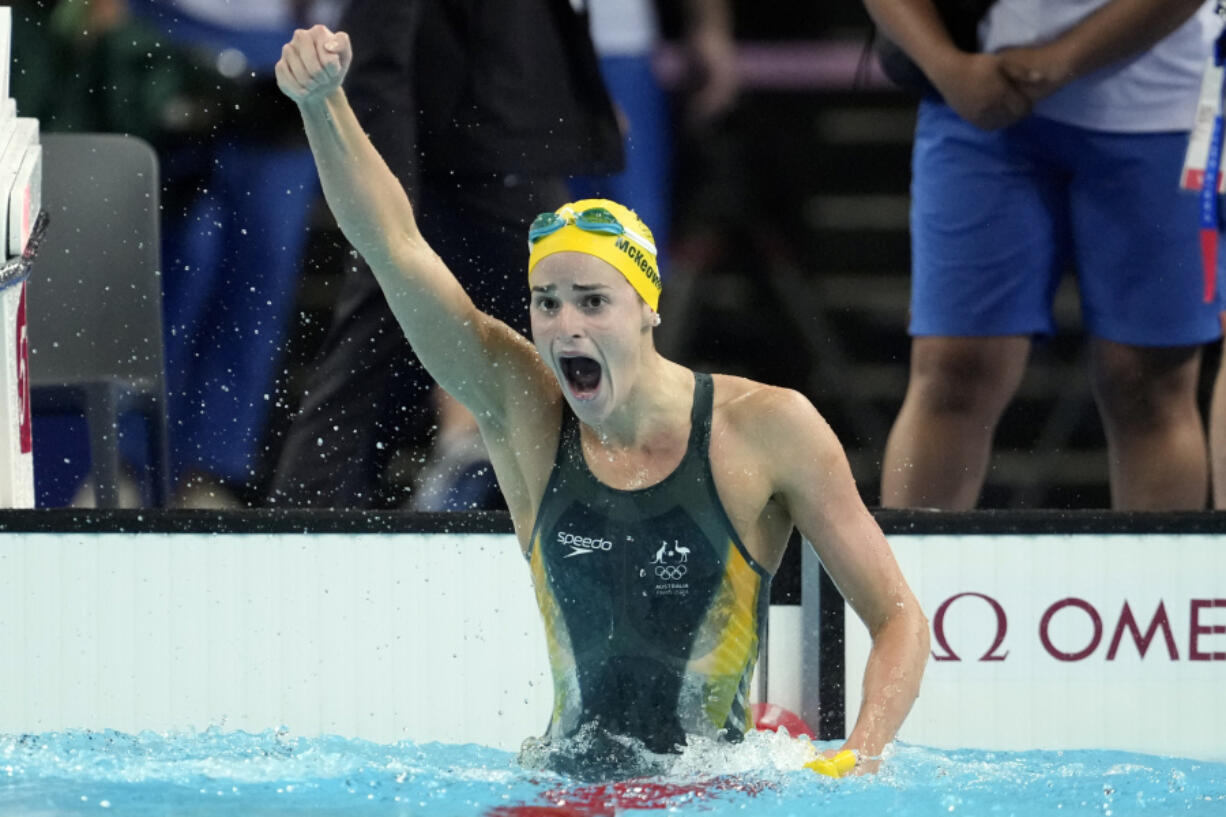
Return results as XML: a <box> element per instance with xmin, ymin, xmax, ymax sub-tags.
<box><xmin>13</xmin><ymin>0</ymin><xmax>191</xmax><ymax>506</ymax></box>
<box><xmin>11</xmin><ymin>0</ymin><xmax>181</xmax><ymax>143</ymax></box>
<box><xmin>1210</xmin><ymin>299</ymin><xmax>1226</xmax><ymax>509</ymax></box>
<box><xmin>267</xmin><ymin>0</ymin><xmax>623</xmax><ymax>510</ymax></box>
<box><xmin>867</xmin><ymin>0</ymin><xmax>1220</xmax><ymax>510</ymax></box>
<box><xmin>408</xmin><ymin>0</ymin><xmax>740</xmax><ymax>511</ymax></box>
<box><xmin>569</xmin><ymin>0</ymin><xmax>738</xmax><ymax>260</ymax></box>
<box><xmin>276</xmin><ymin>24</ymin><xmax>928</xmax><ymax>778</ymax></box>
<box><xmin>124</xmin><ymin>0</ymin><xmax>338</xmax><ymax>507</ymax></box>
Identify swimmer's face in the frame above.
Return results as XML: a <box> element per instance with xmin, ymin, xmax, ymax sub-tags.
<box><xmin>529</xmin><ymin>252</ymin><xmax>656</xmax><ymax>422</ymax></box>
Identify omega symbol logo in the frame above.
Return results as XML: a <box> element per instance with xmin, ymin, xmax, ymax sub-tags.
<box><xmin>931</xmin><ymin>592</ymin><xmax>1010</xmax><ymax>662</ymax></box>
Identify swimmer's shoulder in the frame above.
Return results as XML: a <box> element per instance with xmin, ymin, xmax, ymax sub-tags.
<box><xmin>710</xmin><ymin>373</ymin><xmax>826</xmax><ymax>436</ymax></box>
<box><xmin>710</xmin><ymin>374</ymin><xmax>844</xmax><ymax>473</ymax></box>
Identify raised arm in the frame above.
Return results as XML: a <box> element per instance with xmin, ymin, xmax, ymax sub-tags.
<box><xmin>274</xmin><ymin>26</ymin><xmax>548</xmax><ymax>424</ymax></box>
<box><xmin>768</xmin><ymin>390</ymin><xmax>929</xmax><ymax>769</ymax></box>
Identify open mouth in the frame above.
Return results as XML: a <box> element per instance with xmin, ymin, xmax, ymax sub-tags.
<box><xmin>559</xmin><ymin>356</ymin><xmax>603</xmax><ymax>400</ymax></box>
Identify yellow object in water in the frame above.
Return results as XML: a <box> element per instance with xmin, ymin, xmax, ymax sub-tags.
<box><xmin>804</xmin><ymin>749</ymin><xmax>857</xmax><ymax>778</ymax></box>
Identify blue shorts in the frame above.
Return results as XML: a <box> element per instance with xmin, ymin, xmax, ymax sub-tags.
<box><xmin>910</xmin><ymin>100</ymin><xmax>1222</xmax><ymax>346</ymax></box>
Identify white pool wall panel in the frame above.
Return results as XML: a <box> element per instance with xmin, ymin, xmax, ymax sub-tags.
<box><xmin>0</xmin><ymin>532</ymin><xmax>552</xmax><ymax>750</ymax></box>
<box><xmin>0</xmin><ymin>530</ymin><xmax>806</xmax><ymax>750</ymax></box>
<box><xmin>844</xmin><ymin>533</ymin><xmax>1226</xmax><ymax>762</ymax></box>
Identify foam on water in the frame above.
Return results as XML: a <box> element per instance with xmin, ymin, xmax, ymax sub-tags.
<box><xmin>1</xmin><ymin>728</ymin><xmax>1223</xmax><ymax>816</ymax></box>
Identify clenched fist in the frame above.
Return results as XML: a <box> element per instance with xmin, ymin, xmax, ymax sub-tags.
<box><xmin>275</xmin><ymin>25</ymin><xmax>353</xmax><ymax>105</ymax></box>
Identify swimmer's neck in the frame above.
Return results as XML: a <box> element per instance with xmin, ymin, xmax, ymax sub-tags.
<box><xmin>584</xmin><ymin>356</ymin><xmax>695</xmax><ymax>450</ymax></box>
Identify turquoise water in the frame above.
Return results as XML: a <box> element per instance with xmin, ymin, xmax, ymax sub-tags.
<box><xmin>2</xmin><ymin>729</ymin><xmax>1224</xmax><ymax>816</ymax></box>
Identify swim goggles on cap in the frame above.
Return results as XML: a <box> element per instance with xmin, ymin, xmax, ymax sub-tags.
<box><xmin>528</xmin><ymin>206</ymin><xmax>657</xmax><ymax>255</ymax></box>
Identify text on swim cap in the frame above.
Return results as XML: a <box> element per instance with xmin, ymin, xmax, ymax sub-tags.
<box><xmin>614</xmin><ymin>237</ymin><xmax>662</xmax><ymax>291</ymax></box>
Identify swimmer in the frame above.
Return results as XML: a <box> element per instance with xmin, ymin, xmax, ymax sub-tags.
<box><xmin>276</xmin><ymin>25</ymin><xmax>929</xmax><ymax>780</ymax></box>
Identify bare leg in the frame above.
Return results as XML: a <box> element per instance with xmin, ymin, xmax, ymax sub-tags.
<box><xmin>882</xmin><ymin>336</ymin><xmax>1030</xmax><ymax>509</ymax></box>
<box><xmin>1210</xmin><ymin>317</ymin><xmax>1226</xmax><ymax>508</ymax></box>
<box><xmin>1088</xmin><ymin>338</ymin><xmax>1207</xmax><ymax>510</ymax></box>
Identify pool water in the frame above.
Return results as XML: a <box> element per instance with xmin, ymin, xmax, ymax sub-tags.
<box><xmin>2</xmin><ymin>729</ymin><xmax>1223</xmax><ymax>816</ymax></box>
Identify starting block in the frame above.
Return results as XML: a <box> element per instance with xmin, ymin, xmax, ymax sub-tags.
<box><xmin>0</xmin><ymin>6</ymin><xmax>41</xmax><ymax>507</ymax></box>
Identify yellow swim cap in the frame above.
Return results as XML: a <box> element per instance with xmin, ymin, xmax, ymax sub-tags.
<box><xmin>527</xmin><ymin>198</ymin><xmax>661</xmax><ymax>311</ymax></box>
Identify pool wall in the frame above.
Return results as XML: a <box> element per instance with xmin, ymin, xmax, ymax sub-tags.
<box><xmin>1</xmin><ymin>510</ymin><xmax>1222</xmax><ymax>758</ymax></box>
<box><xmin>0</xmin><ymin>512</ymin><xmax>802</xmax><ymax>751</ymax></box>
<box><xmin>832</xmin><ymin>517</ymin><xmax>1226</xmax><ymax>762</ymax></box>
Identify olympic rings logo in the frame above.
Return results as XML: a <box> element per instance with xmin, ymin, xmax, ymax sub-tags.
<box><xmin>655</xmin><ymin>565</ymin><xmax>688</xmax><ymax>581</ymax></box>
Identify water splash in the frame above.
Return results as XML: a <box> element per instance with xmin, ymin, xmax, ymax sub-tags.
<box><xmin>0</xmin><ymin>729</ymin><xmax>1223</xmax><ymax>816</ymax></box>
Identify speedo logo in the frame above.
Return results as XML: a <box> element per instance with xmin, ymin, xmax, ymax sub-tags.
<box><xmin>558</xmin><ymin>531</ymin><xmax>613</xmax><ymax>558</ymax></box>
<box><xmin>614</xmin><ymin>237</ymin><xmax>661</xmax><ymax>290</ymax></box>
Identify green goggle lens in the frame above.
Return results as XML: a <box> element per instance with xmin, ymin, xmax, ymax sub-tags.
<box><xmin>528</xmin><ymin>207</ymin><xmax>625</xmax><ymax>243</ymax></box>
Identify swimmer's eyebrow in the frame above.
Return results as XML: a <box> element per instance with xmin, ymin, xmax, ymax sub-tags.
<box><xmin>530</xmin><ymin>283</ymin><xmax>611</xmax><ymax>293</ymax></box>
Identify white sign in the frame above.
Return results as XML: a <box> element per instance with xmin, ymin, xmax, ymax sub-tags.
<box><xmin>0</xmin><ymin>532</ymin><xmax>550</xmax><ymax>749</ymax></box>
<box><xmin>845</xmin><ymin>534</ymin><xmax>1226</xmax><ymax>761</ymax></box>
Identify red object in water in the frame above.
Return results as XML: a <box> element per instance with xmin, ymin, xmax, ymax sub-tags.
<box><xmin>487</xmin><ymin>777</ymin><xmax>773</xmax><ymax>817</ymax></box>
<box><xmin>489</xmin><ymin>704</ymin><xmax>808</xmax><ymax>816</ymax></box>
<box><xmin>750</xmin><ymin>702</ymin><xmax>815</xmax><ymax>739</ymax></box>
